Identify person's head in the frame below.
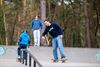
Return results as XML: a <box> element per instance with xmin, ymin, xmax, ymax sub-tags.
<box><xmin>35</xmin><ymin>15</ymin><xmax>40</xmax><ymax>20</ymax></box>
<box><xmin>44</xmin><ymin>18</ymin><xmax>51</xmax><ymax>26</ymax></box>
<box><xmin>21</xmin><ymin>29</ymin><xmax>27</xmax><ymax>33</ymax></box>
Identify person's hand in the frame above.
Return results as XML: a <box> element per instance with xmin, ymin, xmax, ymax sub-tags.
<box><xmin>32</xmin><ymin>29</ymin><xmax>34</xmax><ymax>31</ymax></box>
<box><xmin>16</xmin><ymin>43</ymin><xmax>18</xmax><ymax>46</ymax></box>
<box><xmin>42</xmin><ymin>36</ymin><xmax>45</xmax><ymax>40</ymax></box>
<box><xmin>27</xmin><ymin>46</ymin><xmax>30</xmax><ymax>48</ymax></box>
<box><xmin>27</xmin><ymin>46</ymin><xmax>31</xmax><ymax>51</ymax></box>
<box><xmin>40</xmin><ymin>29</ymin><xmax>42</xmax><ymax>31</ymax></box>
<box><xmin>60</xmin><ymin>35</ymin><xmax>63</xmax><ymax>39</ymax></box>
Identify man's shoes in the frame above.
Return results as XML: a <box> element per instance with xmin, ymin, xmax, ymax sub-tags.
<box><xmin>61</xmin><ymin>56</ymin><xmax>67</xmax><ymax>60</ymax></box>
<box><xmin>53</xmin><ymin>60</ymin><xmax>58</xmax><ymax>63</ymax></box>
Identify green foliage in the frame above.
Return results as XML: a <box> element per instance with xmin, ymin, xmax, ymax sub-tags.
<box><xmin>0</xmin><ymin>0</ymin><xmax>100</xmax><ymax>47</ymax></box>
<box><xmin>0</xmin><ymin>10</ymin><xmax>6</xmax><ymax>45</ymax></box>
<box><xmin>46</xmin><ymin>0</ymin><xmax>100</xmax><ymax>47</ymax></box>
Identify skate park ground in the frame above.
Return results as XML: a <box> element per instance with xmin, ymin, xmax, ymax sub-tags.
<box><xmin>0</xmin><ymin>46</ymin><xmax>100</xmax><ymax>67</ymax></box>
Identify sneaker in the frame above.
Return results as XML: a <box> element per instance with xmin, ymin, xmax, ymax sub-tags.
<box><xmin>34</xmin><ymin>45</ymin><xmax>39</xmax><ymax>47</ymax></box>
<box><xmin>16</xmin><ymin>56</ymin><xmax>21</xmax><ymax>62</ymax></box>
<box><xmin>53</xmin><ymin>60</ymin><xmax>58</xmax><ymax>63</ymax></box>
<box><xmin>61</xmin><ymin>56</ymin><xmax>67</xmax><ymax>60</ymax></box>
<box><xmin>18</xmin><ymin>56</ymin><xmax>20</xmax><ymax>59</ymax></box>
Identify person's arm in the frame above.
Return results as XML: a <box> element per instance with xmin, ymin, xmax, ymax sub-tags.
<box><xmin>27</xmin><ymin>40</ymin><xmax>30</xmax><ymax>48</ymax></box>
<box><xmin>17</xmin><ymin>39</ymin><xmax>20</xmax><ymax>45</ymax></box>
<box><xmin>18</xmin><ymin>37</ymin><xmax>22</xmax><ymax>43</ymax></box>
<box><xmin>27</xmin><ymin>35</ymin><xmax>31</xmax><ymax>48</ymax></box>
<box><xmin>40</xmin><ymin>20</ymin><xmax>43</xmax><ymax>29</ymax></box>
<box><xmin>42</xmin><ymin>27</ymin><xmax>48</xmax><ymax>36</ymax></box>
<box><xmin>42</xmin><ymin>27</ymin><xmax>49</xmax><ymax>39</ymax></box>
<box><xmin>17</xmin><ymin>37</ymin><xmax>22</xmax><ymax>46</ymax></box>
<box><xmin>30</xmin><ymin>20</ymin><xmax>34</xmax><ymax>30</ymax></box>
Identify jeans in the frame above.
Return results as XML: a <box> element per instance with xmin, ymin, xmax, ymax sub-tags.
<box><xmin>33</xmin><ymin>29</ymin><xmax>40</xmax><ymax>46</ymax></box>
<box><xmin>17</xmin><ymin>45</ymin><xmax>27</xmax><ymax>56</ymax></box>
<box><xmin>52</xmin><ymin>35</ymin><xmax>65</xmax><ymax>60</ymax></box>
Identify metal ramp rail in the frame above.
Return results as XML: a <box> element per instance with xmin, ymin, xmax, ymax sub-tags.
<box><xmin>20</xmin><ymin>49</ymin><xmax>43</xmax><ymax>67</ymax></box>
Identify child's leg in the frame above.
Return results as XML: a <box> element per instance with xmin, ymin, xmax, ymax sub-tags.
<box><xmin>17</xmin><ymin>46</ymin><xmax>21</xmax><ymax>57</ymax></box>
<box><xmin>21</xmin><ymin>45</ymin><xmax>27</xmax><ymax>59</ymax></box>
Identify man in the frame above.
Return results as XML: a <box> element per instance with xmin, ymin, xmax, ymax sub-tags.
<box><xmin>42</xmin><ymin>19</ymin><xmax>66</xmax><ymax>62</ymax></box>
<box><xmin>31</xmin><ymin>15</ymin><xmax>43</xmax><ymax>46</ymax></box>
<box><xmin>17</xmin><ymin>30</ymin><xmax>30</xmax><ymax>59</ymax></box>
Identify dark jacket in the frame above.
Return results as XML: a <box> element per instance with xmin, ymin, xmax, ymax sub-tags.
<box><xmin>42</xmin><ymin>22</ymin><xmax>63</xmax><ymax>38</ymax></box>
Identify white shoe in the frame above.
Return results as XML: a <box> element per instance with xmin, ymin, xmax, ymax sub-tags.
<box><xmin>18</xmin><ymin>56</ymin><xmax>20</xmax><ymax>59</ymax></box>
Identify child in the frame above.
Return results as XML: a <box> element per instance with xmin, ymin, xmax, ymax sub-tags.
<box><xmin>17</xmin><ymin>29</ymin><xmax>30</xmax><ymax>59</ymax></box>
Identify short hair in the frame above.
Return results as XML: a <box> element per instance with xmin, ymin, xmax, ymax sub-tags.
<box><xmin>35</xmin><ymin>15</ymin><xmax>40</xmax><ymax>18</ymax></box>
<box><xmin>44</xmin><ymin>18</ymin><xmax>49</xmax><ymax>22</ymax></box>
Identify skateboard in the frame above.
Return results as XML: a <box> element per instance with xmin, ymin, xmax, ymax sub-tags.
<box><xmin>59</xmin><ymin>59</ymin><xmax>67</xmax><ymax>63</ymax></box>
<box><xmin>51</xmin><ymin>58</ymin><xmax>67</xmax><ymax>63</ymax></box>
<box><xmin>16</xmin><ymin>57</ymin><xmax>22</xmax><ymax>62</ymax></box>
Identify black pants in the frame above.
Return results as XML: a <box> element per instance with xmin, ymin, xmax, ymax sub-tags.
<box><xmin>17</xmin><ymin>45</ymin><xmax>27</xmax><ymax>56</ymax></box>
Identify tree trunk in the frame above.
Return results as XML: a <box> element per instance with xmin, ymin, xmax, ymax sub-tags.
<box><xmin>0</xmin><ymin>0</ymin><xmax>3</xmax><ymax>7</ymax></box>
<box><xmin>40</xmin><ymin>0</ymin><xmax>46</xmax><ymax>20</ymax></box>
<box><xmin>40</xmin><ymin>0</ymin><xmax>47</xmax><ymax>46</ymax></box>
<box><xmin>0</xmin><ymin>0</ymin><xmax>6</xmax><ymax>45</ymax></box>
<box><xmin>83</xmin><ymin>0</ymin><xmax>97</xmax><ymax>48</ymax></box>
<box><xmin>69</xmin><ymin>0</ymin><xmax>81</xmax><ymax>47</ymax></box>
<box><xmin>3</xmin><ymin>11</ymin><xmax>8</xmax><ymax>45</ymax></box>
<box><xmin>22</xmin><ymin>0</ymin><xmax>26</xmax><ymax>28</ymax></box>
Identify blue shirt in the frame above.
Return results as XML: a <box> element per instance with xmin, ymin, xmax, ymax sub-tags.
<box><xmin>42</xmin><ymin>22</ymin><xmax>63</xmax><ymax>38</ymax></box>
<box><xmin>17</xmin><ymin>32</ymin><xmax>30</xmax><ymax>46</ymax></box>
<box><xmin>31</xmin><ymin>19</ymin><xmax>43</xmax><ymax>30</ymax></box>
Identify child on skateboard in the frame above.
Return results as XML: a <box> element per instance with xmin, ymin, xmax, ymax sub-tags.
<box><xmin>17</xmin><ymin>29</ymin><xmax>30</xmax><ymax>61</ymax></box>
<box><xmin>42</xmin><ymin>18</ymin><xmax>67</xmax><ymax>62</ymax></box>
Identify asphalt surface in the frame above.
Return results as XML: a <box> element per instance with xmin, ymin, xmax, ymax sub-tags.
<box><xmin>0</xmin><ymin>46</ymin><xmax>100</xmax><ymax>67</ymax></box>
<box><xmin>0</xmin><ymin>46</ymin><xmax>27</xmax><ymax>67</ymax></box>
<box><xmin>30</xmin><ymin>47</ymin><xmax>100</xmax><ymax>67</ymax></box>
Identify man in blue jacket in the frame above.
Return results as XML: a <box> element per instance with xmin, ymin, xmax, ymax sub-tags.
<box><xmin>17</xmin><ymin>29</ymin><xmax>30</xmax><ymax>59</ymax></box>
<box><xmin>42</xmin><ymin>19</ymin><xmax>66</xmax><ymax>62</ymax></box>
<box><xmin>30</xmin><ymin>15</ymin><xmax>43</xmax><ymax>46</ymax></box>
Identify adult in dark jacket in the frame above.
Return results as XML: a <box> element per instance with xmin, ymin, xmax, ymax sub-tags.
<box><xmin>42</xmin><ymin>19</ymin><xmax>66</xmax><ymax>62</ymax></box>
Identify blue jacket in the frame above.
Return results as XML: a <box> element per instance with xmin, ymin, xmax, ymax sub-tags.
<box><xmin>17</xmin><ymin>32</ymin><xmax>30</xmax><ymax>46</ymax></box>
<box><xmin>31</xmin><ymin>19</ymin><xmax>43</xmax><ymax>30</ymax></box>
